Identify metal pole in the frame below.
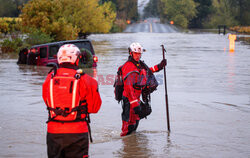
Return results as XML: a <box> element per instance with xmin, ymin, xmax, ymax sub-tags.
<box><xmin>161</xmin><ymin>45</ymin><xmax>170</xmax><ymax>132</ymax></box>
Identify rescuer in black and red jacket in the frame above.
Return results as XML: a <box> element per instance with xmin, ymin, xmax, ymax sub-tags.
<box><xmin>27</xmin><ymin>48</ymin><xmax>39</xmax><ymax>65</ymax></box>
<box><xmin>118</xmin><ymin>42</ymin><xmax>166</xmax><ymax>136</ymax></box>
<box><xmin>42</xmin><ymin>44</ymin><xmax>102</xmax><ymax>158</ymax></box>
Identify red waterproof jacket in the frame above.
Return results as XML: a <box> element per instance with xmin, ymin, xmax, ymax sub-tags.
<box><xmin>42</xmin><ymin>67</ymin><xmax>102</xmax><ymax>134</ymax></box>
<box><xmin>122</xmin><ymin>59</ymin><xmax>159</xmax><ymax>108</ymax></box>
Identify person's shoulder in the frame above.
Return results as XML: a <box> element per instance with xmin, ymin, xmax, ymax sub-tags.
<box><xmin>43</xmin><ymin>71</ymin><xmax>53</xmax><ymax>84</ymax></box>
<box><xmin>81</xmin><ymin>73</ymin><xmax>97</xmax><ymax>84</ymax></box>
<box><xmin>82</xmin><ymin>73</ymin><xmax>92</xmax><ymax>79</ymax></box>
<box><xmin>122</xmin><ymin>61</ymin><xmax>136</xmax><ymax>69</ymax></box>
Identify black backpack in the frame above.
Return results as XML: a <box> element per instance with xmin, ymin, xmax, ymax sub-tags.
<box><xmin>114</xmin><ymin>66</ymin><xmax>124</xmax><ymax>103</ymax></box>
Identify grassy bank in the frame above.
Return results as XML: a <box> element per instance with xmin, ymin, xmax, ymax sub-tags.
<box><xmin>229</xmin><ymin>26</ymin><xmax>250</xmax><ymax>44</ymax></box>
<box><xmin>229</xmin><ymin>26</ymin><xmax>250</xmax><ymax>34</ymax></box>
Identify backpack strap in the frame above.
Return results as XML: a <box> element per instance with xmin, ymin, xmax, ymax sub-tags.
<box><xmin>48</xmin><ymin>63</ymin><xmax>59</xmax><ymax>78</ymax></box>
<box><xmin>75</xmin><ymin>69</ymin><xmax>85</xmax><ymax>79</ymax></box>
<box><xmin>46</xmin><ymin>104</ymin><xmax>88</xmax><ymax>123</ymax></box>
<box><xmin>124</xmin><ymin>71</ymin><xmax>140</xmax><ymax>81</ymax></box>
<box><xmin>48</xmin><ymin>68</ymin><xmax>85</xmax><ymax>121</ymax></box>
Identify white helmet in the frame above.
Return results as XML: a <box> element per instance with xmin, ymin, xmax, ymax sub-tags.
<box><xmin>129</xmin><ymin>42</ymin><xmax>143</xmax><ymax>53</ymax></box>
<box><xmin>57</xmin><ymin>44</ymin><xmax>80</xmax><ymax>64</ymax></box>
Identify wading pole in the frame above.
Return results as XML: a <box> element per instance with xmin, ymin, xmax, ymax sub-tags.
<box><xmin>161</xmin><ymin>45</ymin><xmax>170</xmax><ymax>132</ymax></box>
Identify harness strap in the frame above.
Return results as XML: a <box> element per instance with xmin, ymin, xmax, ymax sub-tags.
<box><xmin>46</xmin><ymin>105</ymin><xmax>93</xmax><ymax>143</ymax></box>
<box><xmin>85</xmin><ymin>115</ymin><xmax>93</xmax><ymax>143</ymax></box>
<box><xmin>123</xmin><ymin>71</ymin><xmax>139</xmax><ymax>81</ymax></box>
<box><xmin>46</xmin><ymin>105</ymin><xmax>87</xmax><ymax>123</ymax></box>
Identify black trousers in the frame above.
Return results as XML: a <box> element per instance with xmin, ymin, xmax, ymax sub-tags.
<box><xmin>47</xmin><ymin>132</ymin><xmax>89</xmax><ymax>158</ymax></box>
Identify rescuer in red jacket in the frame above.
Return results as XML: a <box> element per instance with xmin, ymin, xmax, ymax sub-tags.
<box><xmin>118</xmin><ymin>42</ymin><xmax>166</xmax><ymax>136</ymax></box>
<box><xmin>42</xmin><ymin>44</ymin><xmax>102</xmax><ymax>158</ymax></box>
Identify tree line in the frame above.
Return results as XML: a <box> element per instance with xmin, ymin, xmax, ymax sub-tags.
<box><xmin>1</xmin><ymin>0</ymin><xmax>249</xmax><ymax>36</ymax></box>
<box><xmin>20</xmin><ymin>0</ymin><xmax>116</xmax><ymax>41</ymax></box>
<box><xmin>0</xmin><ymin>0</ymin><xmax>139</xmax><ymax>40</ymax></box>
<box><xmin>0</xmin><ymin>0</ymin><xmax>117</xmax><ymax>53</ymax></box>
<box><xmin>0</xmin><ymin>0</ymin><xmax>29</xmax><ymax>17</ymax></box>
<box><xmin>0</xmin><ymin>0</ymin><xmax>141</xmax><ymax>53</ymax></box>
<box><xmin>144</xmin><ymin>0</ymin><xmax>249</xmax><ymax>28</ymax></box>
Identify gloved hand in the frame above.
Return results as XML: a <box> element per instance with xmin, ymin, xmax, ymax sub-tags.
<box><xmin>139</xmin><ymin>102</ymin><xmax>152</xmax><ymax>119</ymax></box>
<box><xmin>133</xmin><ymin>102</ymin><xmax>152</xmax><ymax>119</ymax></box>
<box><xmin>157</xmin><ymin>59</ymin><xmax>167</xmax><ymax>71</ymax></box>
<box><xmin>133</xmin><ymin>106</ymin><xmax>141</xmax><ymax>115</ymax></box>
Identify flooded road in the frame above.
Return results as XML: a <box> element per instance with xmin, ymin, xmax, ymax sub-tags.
<box><xmin>124</xmin><ymin>18</ymin><xmax>177</xmax><ymax>33</ymax></box>
<box><xmin>0</xmin><ymin>32</ymin><xmax>250</xmax><ymax>157</ymax></box>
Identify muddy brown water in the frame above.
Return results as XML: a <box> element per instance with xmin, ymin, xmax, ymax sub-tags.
<box><xmin>0</xmin><ymin>33</ymin><xmax>250</xmax><ymax>158</ymax></box>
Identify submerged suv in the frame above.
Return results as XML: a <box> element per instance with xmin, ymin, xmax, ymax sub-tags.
<box><xmin>28</xmin><ymin>39</ymin><xmax>98</xmax><ymax>67</ymax></box>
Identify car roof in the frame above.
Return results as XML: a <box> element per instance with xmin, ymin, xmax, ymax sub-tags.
<box><xmin>31</xmin><ymin>39</ymin><xmax>91</xmax><ymax>48</ymax></box>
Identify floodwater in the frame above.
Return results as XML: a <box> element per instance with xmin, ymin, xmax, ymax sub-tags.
<box><xmin>0</xmin><ymin>32</ymin><xmax>250</xmax><ymax>158</ymax></box>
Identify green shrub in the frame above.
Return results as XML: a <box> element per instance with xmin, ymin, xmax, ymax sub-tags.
<box><xmin>110</xmin><ymin>19</ymin><xmax>127</xmax><ymax>33</ymax></box>
<box><xmin>1</xmin><ymin>28</ymin><xmax>54</xmax><ymax>54</ymax></box>
<box><xmin>229</xmin><ymin>26</ymin><xmax>250</xmax><ymax>34</ymax></box>
<box><xmin>172</xmin><ymin>15</ymin><xmax>188</xmax><ymax>28</ymax></box>
<box><xmin>1</xmin><ymin>38</ymin><xmax>23</xmax><ymax>53</ymax></box>
<box><xmin>0</xmin><ymin>18</ymin><xmax>22</xmax><ymax>35</ymax></box>
<box><xmin>0</xmin><ymin>20</ymin><xmax>9</xmax><ymax>35</ymax></box>
<box><xmin>24</xmin><ymin>28</ymin><xmax>54</xmax><ymax>45</ymax></box>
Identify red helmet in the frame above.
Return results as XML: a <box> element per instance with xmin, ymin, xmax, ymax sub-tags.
<box><xmin>57</xmin><ymin>44</ymin><xmax>80</xmax><ymax>64</ymax></box>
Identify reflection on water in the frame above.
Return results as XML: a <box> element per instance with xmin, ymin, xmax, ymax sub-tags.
<box><xmin>114</xmin><ymin>131</ymin><xmax>173</xmax><ymax>158</ymax></box>
<box><xmin>17</xmin><ymin>64</ymin><xmax>46</xmax><ymax>74</ymax></box>
<box><xmin>227</xmin><ymin>52</ymin><xmax>235</xmax><ymax>92</ymax></box>
<box><xmin>117</xmin><ymin>133</ymin><xmax>153</xmax><ymax>158</ymax></box>
<box><xmin>163</xmin><ymin>133</ymin><xmax>172</xmax><ymax>156</ymax></box>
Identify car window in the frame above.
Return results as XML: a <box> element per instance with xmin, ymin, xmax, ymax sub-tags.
<box><xmin>49</xmin><ymin>45</ymin><xmax>59</xmax><ymax>59</ymax></box>
<box><xmin>39</xmin><ymin>47</ymin><xmax>47</xmax><ymax>58</ymax></box>
<box><xmin>72</xmin><ymin>42</ymin><xmax>94</xmax><ymax>54</ymax></box>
